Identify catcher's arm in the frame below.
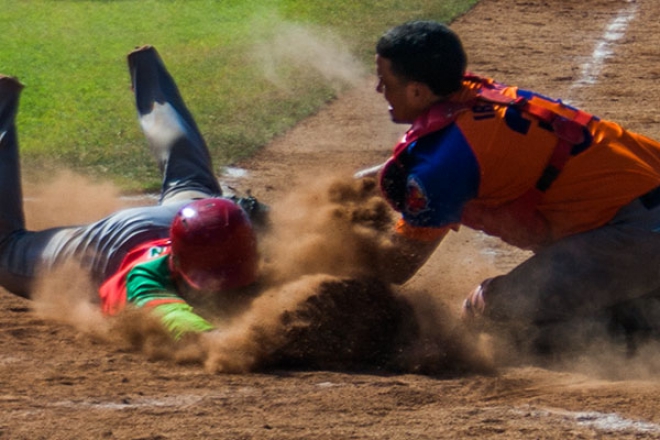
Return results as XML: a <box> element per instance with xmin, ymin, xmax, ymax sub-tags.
<box><xmin>353</xmin><ymin>162</ymin><xmax>451</xmax><ymax>284</ymax></box>
<box><xmin>376</xmin><ymin>220</ymin><xmax>450</xmax><ymax>285</ymax></box>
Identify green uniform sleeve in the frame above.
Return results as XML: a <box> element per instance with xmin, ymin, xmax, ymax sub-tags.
<box><xmin>151</xmin><ymin>302</ymin><xmax>214</xmax><ymax>340</ymax></box>
<box><xmin>125</xmin><ymin>255</ymin><xmax>214</xmax><ymax>339</ymax></box>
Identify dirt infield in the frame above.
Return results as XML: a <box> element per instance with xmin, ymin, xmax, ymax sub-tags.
<box><xmin>4</xmin><ymin>0</ymin><xmax>660</xmax><ymax>438</ymax></box>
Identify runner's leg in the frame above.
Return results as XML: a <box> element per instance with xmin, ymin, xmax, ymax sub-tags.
<box><xmin>0</xmin><ymin>76</ymin><xmax>80</xmax><ymax>297</ymax></box>
<box><xmin>127</xmin><ymin>46</ymin><xmax>221</xmax><ymax>205</ymax></box>
<box><xmin>0</xmin><ymin>76</ymin><xmax>25</xmax><ymax>238</ymax></box>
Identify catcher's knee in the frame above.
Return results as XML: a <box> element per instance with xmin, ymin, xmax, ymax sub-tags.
<box><xmin>460</xmin><ymin>275</ymin><xmax>520</xmax><ymax>329</ymax></box>
<box><xmin>461</xmin><ymin>277</ymin><xmax>494</xmax><ymax>323</ymax></box>
<box><xmin>460</xmin><ymin>276</ymin><xmax>549</xmax><ymax>330</ymax></box>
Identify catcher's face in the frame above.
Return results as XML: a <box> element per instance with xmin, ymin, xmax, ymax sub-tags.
<box><xmin>375</xmin><ymin>55</ymin><xmax>439</xmax><ymax>124</ymax></box>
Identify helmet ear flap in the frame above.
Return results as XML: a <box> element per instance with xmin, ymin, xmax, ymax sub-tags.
<box><xmin>168</xmin><ymin>253</ymin><xmax>180</xmax><ymax>272</ymax></box>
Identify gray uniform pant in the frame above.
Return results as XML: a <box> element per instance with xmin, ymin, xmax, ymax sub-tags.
<box><xmin>486</xmin><ymin>194</ymin><xmax>660</xmax><ymax>328</ymax></box>
<box><xmin>0</xmin><ymin>46</ymin><xmax>221</xmax><ymax>298</ymax></box>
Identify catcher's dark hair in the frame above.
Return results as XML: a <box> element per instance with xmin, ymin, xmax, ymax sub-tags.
<box><xmin>376</xmin><ymin>21</ymin><xmax>467</xmax><ymax>97</ymax></box>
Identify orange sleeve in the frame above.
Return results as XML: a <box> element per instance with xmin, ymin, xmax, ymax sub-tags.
<box><xmin>394</xmin><ymin>218</ymin><xmax>456</xmax><ymax>242</ymax></box>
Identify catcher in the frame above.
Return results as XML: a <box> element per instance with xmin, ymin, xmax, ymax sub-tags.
<box><xmin>0</xmin><ymin>46</ymin><xmax>264</xmax><ymax>340</ymax></box>
<box><xmin>365</xmin><ymin>20</ymin><xmax>660</xmax><ymax>350</ymax></box>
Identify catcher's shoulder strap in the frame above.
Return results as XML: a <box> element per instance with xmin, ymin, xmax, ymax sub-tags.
<box><xmin>391</xmin><ymin>101</ymin><xmax>468</xmax><ymax>157</ymax></box>
<box><xmin>393</xmin><ymin>73</ymin><xmax>593</xmax><ymax>164</ymax></box>
<box><xmin>392</xmin><ymin>73</ymin><xmax>515</xmax><ymax>158</ymax></box>
<box><xmin>468</xmin><ymin>73</ymin><xmax>594</xmax><ymax>194</ymax></box>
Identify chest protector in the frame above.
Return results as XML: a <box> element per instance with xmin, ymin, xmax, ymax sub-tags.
<box><xmin>381</xmin><ymin>74</ymin><xmax>593</xmax><ymax>249</ymax></box>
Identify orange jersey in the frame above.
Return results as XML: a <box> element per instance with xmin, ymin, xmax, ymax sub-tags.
<box><xmin>381</xmin><ymin>76</ymin><xmax>660</xmax><ymax>248</ymax></box>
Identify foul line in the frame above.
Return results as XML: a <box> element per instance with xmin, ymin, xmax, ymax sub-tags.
<box><xmin>522</xmin><ymin>406</ymin><xmax>660</xmax><ymax>435</ymax></box>
<box><xmin>569</xmin><ymin>2</ymin><xmax>639</xmax><ymax>91</ymax></box>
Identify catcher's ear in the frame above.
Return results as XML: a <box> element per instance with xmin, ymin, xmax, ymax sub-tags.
<box><xmin>407</xmin><ymin>81</ymin><xmax>440</xmax><ymax>108</ymax></box>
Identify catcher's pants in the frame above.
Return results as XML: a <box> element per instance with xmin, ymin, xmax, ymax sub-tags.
<box><xmin>485</xmin><ymin>190</ymin><xmax>660</xmax><ymax>325</ymax></box>
<box><xmin>0</xmin><ymin>46</ymin><xmax>222</xmax><ymax>298</ymax></box>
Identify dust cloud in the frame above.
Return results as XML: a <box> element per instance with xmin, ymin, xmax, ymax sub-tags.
<box><xmin>259</xmin><ymin>174</ymin><xmax>394</xmax><ymax>284</ymax></box>
<box><xmin>27</xmin><ymin>171</ymin><xmax>660</xmax><ymax>379</ymax></box>
<box><xmin>27</xmin><ymin>170</ymin><xmax>490</xmax><ymax>374</ymax></box>
<box><xmin>32</xmin><ymin>261</ymin><xmax>109</xmax><ymax>337</ymax></box>
<box><xmin>250</xmin><ymin>17</ymin><xmax>367</xmax><ymax>92</ymax></box>
<box><xmin>200</xmin><ymin>174</ymin><xmax>492</xmax><ymax>374</ymax></box>
<box><xmin>32</xmin><ymin>262</ymin><xmax>194</xmax><ymax>363</ymax></box>
<box><xmin>23</xmin><ymin>170</ymin><xmax>125</xmax><ymax>229</ymax></box>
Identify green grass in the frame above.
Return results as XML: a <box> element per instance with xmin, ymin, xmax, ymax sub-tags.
<box><xmin>1</xmin><ymin>0</ymin><xmax>478</xmax><ymax>191</ymax></box>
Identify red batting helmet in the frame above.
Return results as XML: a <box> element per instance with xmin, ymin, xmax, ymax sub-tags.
<box><xmin>170</xmin><ymin>198</ymin><xmax>258</xmax><ymax>292</ymax></box>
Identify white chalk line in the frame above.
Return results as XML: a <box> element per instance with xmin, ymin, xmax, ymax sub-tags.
<box><xmin>514</xmin><ymin>405</ymin><xmax>660</xmax><ymax>434</ymax></box>
<box><xmin>9</xmin><ymin>389</ymin><xmax>660</xmax><ymax>436</ymax></box>
<box><xmin>40</xmin><ymin>387</ymin><xmax>262</xmax><ymax>411</ymax></box>
<box><xmin>569</xmin><ymin>1</ymin><xmax>639</xmax><ymax>91</ymax></box>
<box><xmin>531</xmin><ymin>5</ymin><xmax>651</xmax><ymax>434</ymax></box>
<box><xmin>28</xmin><ymin>397</ymin><xmax>660</xmax><ymax>436</ymax></box>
